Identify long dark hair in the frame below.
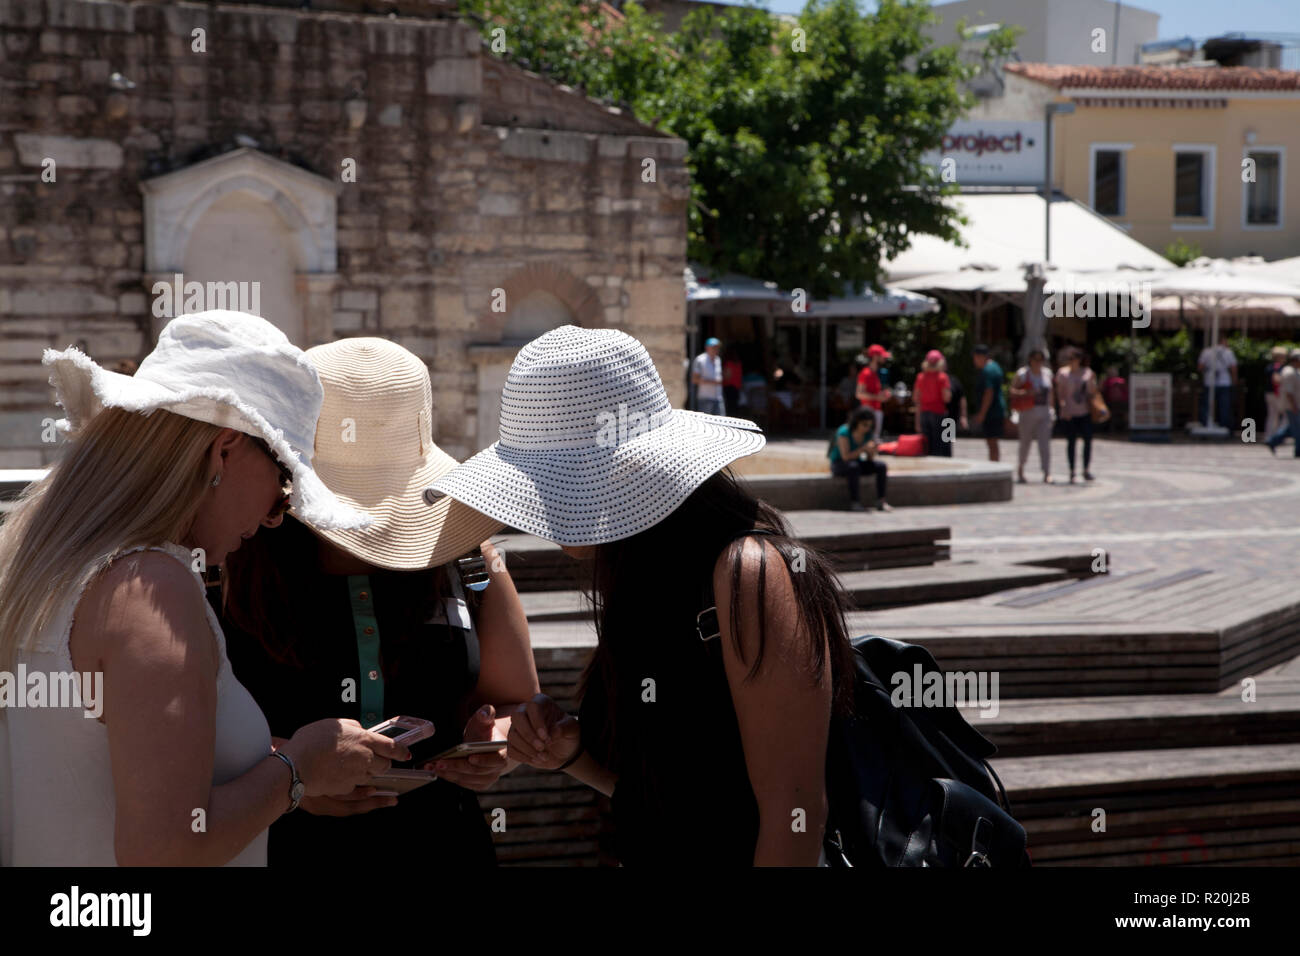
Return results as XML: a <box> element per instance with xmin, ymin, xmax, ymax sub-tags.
<box><xmin>578</xmin><ymin>468</ymin><xmax>855</xmax><ymax>767</ymax></box>
<box><xmin>221</xmin><ymin>516</ymin><xmax>446</xmax><ymax>668</ymax></box>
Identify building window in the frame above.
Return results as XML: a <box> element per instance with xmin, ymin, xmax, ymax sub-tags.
<box><xmin>1244</xmin><ymin>148</ymin><xmax>1282</xmax><ymax>227</ymax></box>
<box><xmin>1093</xmin><ymin>149</ymin><xmax>1124</xmax><ymax>216</ymax></box>
<box><xmin>1174</xmin><ymin>152</ymin><xmax>1206</xmax><ymax>217</ymax></box>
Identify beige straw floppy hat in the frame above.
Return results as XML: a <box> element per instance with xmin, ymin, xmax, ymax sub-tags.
<box><xmin>42</xmin><ymin>309</ymin><xmax>370</xmax><ymax>532</ymax></box>
<box><xmin>430</xmin><ymin>325</ymin><xmax>767</xmax><ymax>547</ymax></box>
<box><xmin>302</xmin><ymin>337</ymin><xmax>503</xmax><ymax>570</ymax></box>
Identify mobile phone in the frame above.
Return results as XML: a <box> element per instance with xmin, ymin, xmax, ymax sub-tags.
<box><xmin>369</xmin><ymin>768</ymin><xmax>437</xmax><ymax>796</ymax></box>
<box><xmin>366</xmin><ymin>716</ymin><xmax>435</xmax><ymax>749</ymax></box>
<box><xmin>426</xmin><ymin>740</ymin><xmax>509</xmax><ymax>763</ymax></box>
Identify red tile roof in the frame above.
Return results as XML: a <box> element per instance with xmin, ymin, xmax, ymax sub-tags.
<box><xmin>1005</xmin><ymin>63</ymin><xmax>1300</xmax><ymax>92</ymax></box>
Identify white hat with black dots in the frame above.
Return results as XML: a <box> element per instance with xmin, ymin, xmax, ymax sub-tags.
<box><xmin>429</xmin><ymin>325</ymin><xmax>766</xmax><ymax>546</ymax></box>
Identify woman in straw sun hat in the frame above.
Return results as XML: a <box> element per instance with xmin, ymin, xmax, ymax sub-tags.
<box><xmin>220</xmin><ymin>337</ymin><xmax>539</xmax><ymax>868</ymax></box>
<box><xmin>430</xmin><ymin>325</ymin><xmax>857</xmax><ymax>866</ymax></box>
<box><xmin>0</xmin><ymin>310</ymin><xmax>409</xmax><ymax>867</ymax></box>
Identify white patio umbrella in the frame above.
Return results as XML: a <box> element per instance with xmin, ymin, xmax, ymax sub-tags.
<box><xmin>684</xmin><ymin>262</ymin><xmax>787</xmax><ymax>304</ymax></box>
<box><xmin>1144</xmin><ymin>261</ymin><xmax>1300</xmax><ymax>436</ymax></box>
<box><xmin>804</xmin><ymin>281</ymin><xmax>938</xmax><ymax>318</ymax></box>
<box><xmin>897</xmin><ymin>264</ymin><xmax>1121</xmax><ymax>347</ymax></box>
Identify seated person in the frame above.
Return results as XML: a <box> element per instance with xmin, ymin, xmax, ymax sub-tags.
<box><xmin>828</xmin><ymin>408</ymin><xmax>892</xmax><ymax>512</ymax></box>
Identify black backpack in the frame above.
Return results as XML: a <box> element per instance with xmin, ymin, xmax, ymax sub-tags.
<box><xmin>699</xmin><ymin>533</ymin><xmax>1028</xmax><ymax>868</ymax></box>
<box><xmin>823</xmin><ymin>635</ymin><xmax>1029</xmax><ymax>867</ymax></box>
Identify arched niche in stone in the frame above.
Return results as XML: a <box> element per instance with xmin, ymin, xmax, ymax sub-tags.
<box><xmin>467</xmin><ymin>263</ymin><xmax>603</xmax><ymax>454</ymax></box>
<box><xmin>140</xmin><ymin>147</ymin><xmax>339</xmax><ymax>346</ymax></box>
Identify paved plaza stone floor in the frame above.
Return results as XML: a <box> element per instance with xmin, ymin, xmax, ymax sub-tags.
<box><xmin>783</xmin><ymin>435</ymin><xmax>1300</xmax><ymax>583</ymax></box>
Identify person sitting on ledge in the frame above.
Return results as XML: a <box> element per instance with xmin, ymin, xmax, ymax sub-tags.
<box><xmin>828</xmin><ymin>408</ymin><xmax>892</xmax><ymax>513</ymax></box>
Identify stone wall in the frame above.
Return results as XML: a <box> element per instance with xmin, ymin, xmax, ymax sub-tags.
<box><xmin>0</xmin><ymin>0</ymin><xmax>689</xmax><ymax>465</ymax></box>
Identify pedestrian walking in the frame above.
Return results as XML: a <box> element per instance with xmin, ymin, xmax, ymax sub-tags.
<box><xmin>913</xmin><ymin>349</ymin><xmax>952</xmax><ymax>457</ymax></box>
<box><xmin>1198</xmin><ymin>339</ymin><xmax>1238</xmax><ymax>429</ymax></box>
<box><xmin>828</xmin><ymin>408</ymin><xmax>892</xmax><ymax>512</ymax></box>
<box><xmin>1265</xmin><ymin>349</ymin><xmax>1300</xmax><ymax>458</ymax></box>
<box><xmin>691</xmin><ymin>336</ymin><xmax>726</xmax><ymax>416</ymax></box>
<box><xmin>1056</xmin><ymin>347</ymin><xmax>1098</xmax><ymax>483</ymax></box>
<box><xmin>971</xmin><ymin>344</ymin><xmax>1006</xmax><ymax>461</ymax></box>
<box><xmin>1011</xmin><ymin>347</ymin><xmax>1054</xmax><ymax>484</ymax></box>
<box><xmin>1265</xmin><ymin>346</ymin><xmax>1288</xmax><ymax>439</ymax></box>
<box><xmin>855</xmin><ymin>343</ymin><xmax>891</xmax><ymax>440</ymax></box>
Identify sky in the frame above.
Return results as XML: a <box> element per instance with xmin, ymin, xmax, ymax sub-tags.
<box><xmin>711</xmin><ymin>0</ymin><xmax>1300</xmax><ymax>39</ymax></box>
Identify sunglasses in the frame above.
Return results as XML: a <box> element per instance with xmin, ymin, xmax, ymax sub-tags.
<box><xmin>250</xmin><ymin>438</ymin><xmax>293</xmax><ymax>520</ymax></box>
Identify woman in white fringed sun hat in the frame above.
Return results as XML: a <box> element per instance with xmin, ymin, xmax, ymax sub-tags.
<box><xmin>430</xmin><ymin>325</ymin><xmax>857</xmax><ymax>867</ymax></box>
<box><xmin>219</xmin><ymin>337</ymin><xmax>539</xmax><ymax>868</ymax></box>
<box><xmin>0</xmin><ymin>310</ymin><xmax>411</xmax><ymax>867</ymax></box>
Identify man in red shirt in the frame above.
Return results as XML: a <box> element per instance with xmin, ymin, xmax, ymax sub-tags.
<box><xmin>913</xmin><ymin>349</ymin><xmax>953</xmax><ymax>456</ymax></box>
<box><xmin>855</xmin><ymin>343</ymin><xmax>891</xmax><ymax>439</ymax></box>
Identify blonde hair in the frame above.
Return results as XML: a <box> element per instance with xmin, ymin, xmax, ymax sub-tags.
<box><xmin>0</xmin><ymin>408</ymin><xmax>223</xmax><ymax>670</ymax></box>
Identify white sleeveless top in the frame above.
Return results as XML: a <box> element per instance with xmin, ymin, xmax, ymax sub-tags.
<box><xmin>0</xmin><ymin>542</ymin><xmax>271</xmax><ymax>866</ymax></box>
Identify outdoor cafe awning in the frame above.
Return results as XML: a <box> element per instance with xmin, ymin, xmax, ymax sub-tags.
<box><xmin>883</xmin><ymin>191</ymin><xmax>1172</xmax><ymax>281</ymax></box>
<box><xmin>685</xmin><ymin>262</ymin><xmax>937</xmax><ymax>317</ymax></box>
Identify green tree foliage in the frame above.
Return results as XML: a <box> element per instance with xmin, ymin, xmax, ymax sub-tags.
<box><xmin>1094</xmin><ymin>328</ymin><xmax>1196</xmax><ymax>382</ymax></box>
<box><xmin>1164</xmin><ymin>237</ymin><xmax>1203</xmax><ymax>267</ymax></box>
<box><xmin>461</xmin><ymin>0</ymin><xmax>1016</xmax><ymax>298</ymax></box>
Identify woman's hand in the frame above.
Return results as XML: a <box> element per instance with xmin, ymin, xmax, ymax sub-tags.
<box><xmin>280</xmin><ymin>718</ymin><xmax>411</xmax><ymax>797</ymax></box>
<box><xmin>299</xmin><ymin>786</ymin><xmax>398</xmax><ymax>816</ymax></box>
<box><xmin>506</xmin><ymin>693</ymin><xmax>580</xmax><ymax>770</ymax></box>
<box><xmin>424</xmin><ymin>705</ymin><xmax>511</xmax><ymax>792</ymax></box>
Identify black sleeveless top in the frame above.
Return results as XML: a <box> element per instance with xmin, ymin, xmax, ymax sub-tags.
<box><xmin>217</xmin><ymin>568</ymin><xmax>496</xmax><ymax>868</ymax></box>
<box><xmin>578</xmin><ymin>547</ymin><xmax>762</xmax><ymax>866</ymax></box>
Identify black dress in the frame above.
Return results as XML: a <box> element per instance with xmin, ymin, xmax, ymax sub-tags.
<box><xmin>578</xmin><ymin>605</ymin><xmax>760</xmax><ymax>866</ymax></box>
<box><xmin>218</xmin><ymin>567</ymin><xmax>496</xmax><ymax>868</ymax></box>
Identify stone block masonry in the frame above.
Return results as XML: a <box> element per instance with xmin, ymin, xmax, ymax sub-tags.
<box><xmin>0</xmin><ymin>0</ymin><xmax>689</xmax><ymax>466</ymax></box>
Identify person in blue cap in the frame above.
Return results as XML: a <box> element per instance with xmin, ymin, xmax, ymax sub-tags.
<box><xmin>692</xmin><ymin>336</ymin><xmax>726</xmax><ymax>416</ymax></box>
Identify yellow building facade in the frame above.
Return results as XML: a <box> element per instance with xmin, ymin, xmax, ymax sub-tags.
<box><xmin>1005</xmin><ymin>64</ymin><xmax>1300</xmax><ymax>261</ymax></box>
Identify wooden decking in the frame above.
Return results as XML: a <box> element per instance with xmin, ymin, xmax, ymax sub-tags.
<box><xmin>519</xmin><ymin>562</ymin><xmax>1071</xmax><ymax>621</ymax></box>
<box><xmin>495</xmin><ymin>524</ymin><xmax>952</xmax><ymax>592</ymax></box>
<box><xmin>858</xmin><ymin>565</ymin><xmax>1300</xmax><ymax>696</ymax></box>
<box><xmin>488</xmin><ymin>519</ymin><xmax>1300</xmax><ymax>866</ymax></box>
<box><xmin>1000</xmin><ymin>741</ymin><xmax>1300</xmax><ymax>865</ymax></box>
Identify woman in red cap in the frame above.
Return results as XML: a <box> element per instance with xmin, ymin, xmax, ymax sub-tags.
<box><xmin>913</xmin><ymin>350</ymin><xmax>953</xmax><ymax>457</ymax></box>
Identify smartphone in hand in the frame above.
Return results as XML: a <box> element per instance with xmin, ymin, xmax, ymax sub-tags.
<box><xmin>367</xmin><ymin>716</ymin><xmax>435</xmax><ymax>749</ymax></box>
<box><xmin>426</xmin><ymin>740</ymin><xmax>509</xmax><ymax>762</ymax></box>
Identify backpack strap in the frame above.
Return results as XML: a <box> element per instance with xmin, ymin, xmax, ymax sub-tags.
<box><xmin>697</xmin><ymin>528</ymin><xmax>779</xmax><ymax>643</ymax></box>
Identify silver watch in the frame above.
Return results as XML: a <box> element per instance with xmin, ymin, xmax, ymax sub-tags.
<box><xmin>270</xmin><ymin>750</ymin><xmax>305</xmax><ymax>812</ymax></box>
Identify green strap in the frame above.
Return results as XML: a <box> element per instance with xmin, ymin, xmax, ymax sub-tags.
<box><xmin>347</xmin><ymin>574</ymin><xmax>384</xmax><ymax>726</ymax></box>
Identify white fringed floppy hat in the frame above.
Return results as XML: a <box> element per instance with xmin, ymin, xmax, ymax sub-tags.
<box><xmin>42</xmin><ymin>309</ymin><xmax>370</xmax><ymax>532</ymax></box>
<box><xmin>302</xmin><ymin>337</ymin><xmax>504</xmax><ymax>570</ymax></box>
<box><xmin>430</xmin><ymin>325</ymin><xmax>767</xmax><ymax>546</ymax></box>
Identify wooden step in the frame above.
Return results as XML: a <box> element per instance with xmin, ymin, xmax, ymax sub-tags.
<box><xmin>519</xmin><ymin>561</ymin><xmax>1069</xmax><ymax>621</ymax></box>
<box><xmin>998</xmin><ymin>743</ymin><xmax>1300</xmax><ymax>865</ymax></box>
<box><xmin>1000</xmin><ymin>742</ymin><xmax>1300</xmax><ymax>799</ymax></box>
<box><xmin>857</xmin><ymin>569</ymin><xmax>1300</xmax><ymax>696</ymax></box>
<box><xmin>493</xmin><ymin>523</ymin><xmax>952</xmax><ymax>591</ymax></box>
<box><xmin>964</xmin><ymin>684</ymin><xmax>1300</xmax><ymax>756</ymax></box>
<box><xmin>835</xmin><ymin>562</ymin><xmax>1068</xmax><ymax>607</ymax></box>
<box><xmin>1010</xmin><ymin>552</ymin><xmax>1103</xmax><ymax>577</ymax></box>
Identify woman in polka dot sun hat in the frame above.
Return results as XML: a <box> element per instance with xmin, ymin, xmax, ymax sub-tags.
<box><xmin>431</xmin><ymin>325</ymin><xmax>857</xmax><ymax>866</ymax></box>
